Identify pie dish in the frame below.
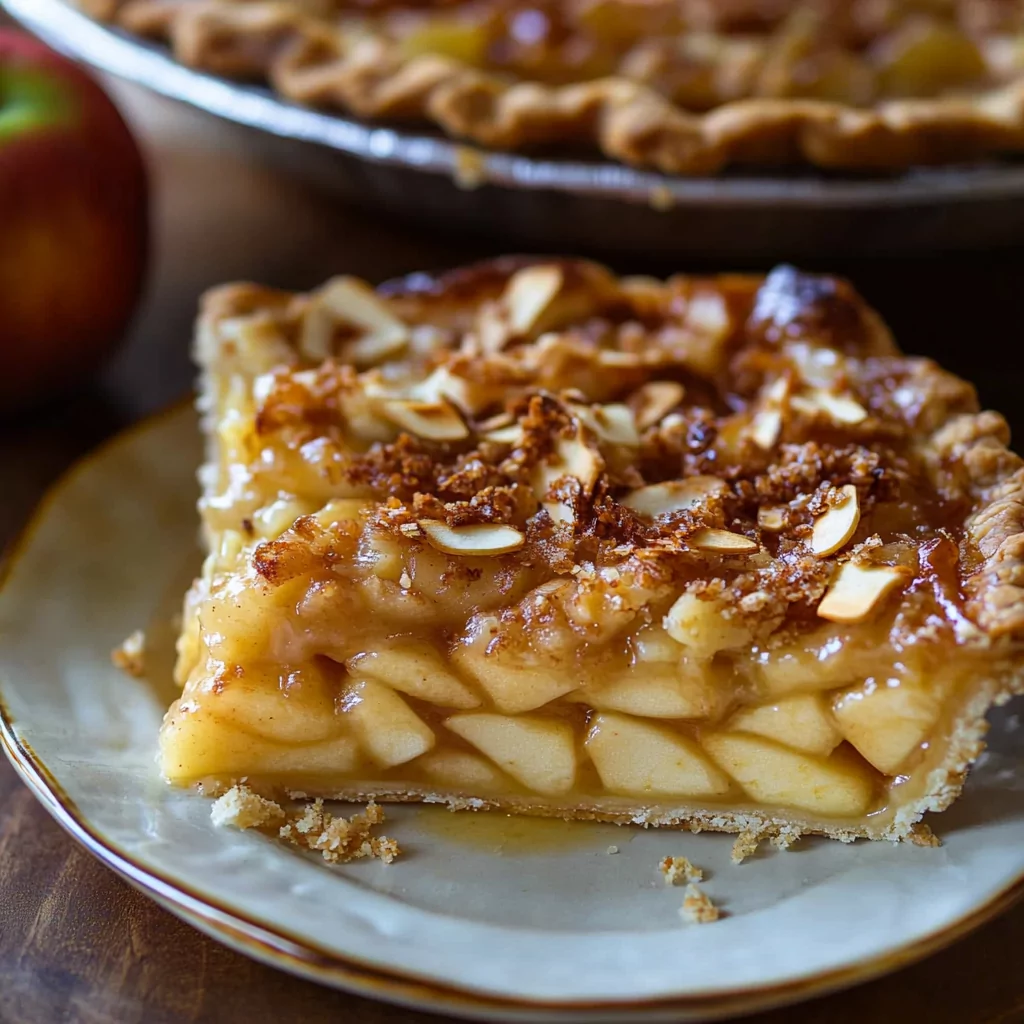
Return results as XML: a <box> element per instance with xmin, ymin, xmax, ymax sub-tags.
<box><xmin>162</xmin><ymin>257</ymin><xmax>1024</xmax><ymax>844</ymax></box>
<box><xmin>80</xmin><ymin>0</ymin><xmax>1024</xmax><ymax>173</ymax></box>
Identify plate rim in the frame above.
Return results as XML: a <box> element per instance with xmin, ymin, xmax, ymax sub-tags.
<box><xmin>12</xmin><ymin>0</ymin><xmax>1024</xmax><ymax>211</ymax></box>
<box><xmin>3</xmin><ymin>405</ymin><xmax>1024</xmax><ymax>1019</ymax></box>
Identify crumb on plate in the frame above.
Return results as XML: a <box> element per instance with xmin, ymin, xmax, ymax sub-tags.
<box><xmin>680</xmin><ymin>884</ymin><xmax>720</xmax><ymax>924</ymax></box>
<box><xmin>111</xmin><ymin>629</ymin><xmax>146</xmax><ymax>677</ymax></box>
<box><xmin>659</xmin><ymin>855</ymin><xmax>703</xmax><ymax>885</ymax></box>
<box><xmin>731</xmin><ymin>831</ymin><xmax>761</xmax><ymax>864</ymax></box>
<box><xmin>212</xmin><ymin>785</ymin><xmax>401</xmax><ymax>865</ymax></box>
<box><xmin>908</xmin><ymin>823</ymin><xmax>941</xmax><ymax>847</ymax></box>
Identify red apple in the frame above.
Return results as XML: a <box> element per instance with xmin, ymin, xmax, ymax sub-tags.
<box><xmin>0</xmin><ymin>30</ymin><xmax>148</xmax><ymax>410</ymax></box>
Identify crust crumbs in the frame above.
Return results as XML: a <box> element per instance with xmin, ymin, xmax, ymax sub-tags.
<box><xmin>211</xmin><ymin>784</ymin><xmax>285</xmax><ymax>830</ymax></box>
<box><xmin>731</xmin><ymin>831</ymin><xmax>761</xmax><ymax>864</ymax></box>
<box><xmin>111</xmin><ymin>629</ymin><xmax>146</xmax><ymax>678</ymax></box>
<box><xmin>907</xmin><ymin>823</ymin><xmax>942</xmax><ymax>848</ymax></box>
<box><xmin>680</xmin><ymin>884</ymin><xmax>720</xmax><ymax>924</ymax></box>
<box><xmin>769</xmin><ymin>832</ymin><xmax>800</xmax><ymax>852</ymax></box>
<box><xmin>659</xmin><ymin>855</ymin><xmax>703</xmax><ymax>885</ymax></box>
<box><xmin>212</xmin><ymin>785</ymin><xmax>401</xmax><ymax>865</ymax></box>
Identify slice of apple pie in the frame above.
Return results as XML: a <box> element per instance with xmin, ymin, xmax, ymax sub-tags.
<box><xmin>165</xmin><ymin>258</ymin><xmax>1024</xmax><ymax>842</ymax></box>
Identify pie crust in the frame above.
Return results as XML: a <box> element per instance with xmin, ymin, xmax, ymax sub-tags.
<box><xmin>82</xmin><ymin>0</ymin><xmax>1024</xmax><ymax>173</ymax></box>
<box><xmin>165</xmin><ymin>257</ymin><xmax>1024</xmax><ymax>843</ymax></box>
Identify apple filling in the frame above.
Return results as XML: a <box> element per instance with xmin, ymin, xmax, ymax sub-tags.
<box><xmin>164</xmin><ymin>504</ymin><xmax>994</xmax><ymax>835</ymax></box>
<box><xmin>165</xmin><ymin>259</ymin><xmax>1024</xmax><ymax>842</ymax></box>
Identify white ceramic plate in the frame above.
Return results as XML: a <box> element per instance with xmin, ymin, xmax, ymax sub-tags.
<box><xmin>3</xmin><ymin>405</ymin><xmax>1024</xmax><ymax>1023</ymax></box>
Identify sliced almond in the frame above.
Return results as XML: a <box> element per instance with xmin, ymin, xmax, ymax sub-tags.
<box><xmin>412</xmin><ymin>365</ymin><xmax>484</xmax><ymax>415</ymax></box>
<box><xmin>622</xmin><ymin>477</ymin><xmax>727</xmax><ymax>518</ymax></box>
<box><xmin>418</xmin><ymin>520</ymin><xmax>525</xmax><ymax>556</ymax></box>
<box><xmin>632</xmin><ymin>381</ymin><xmax>685</xmax><ymax>430</ymax></box>
<box><xmin>572</xmin><ymin>402</ymin><xmax>639</xmax><ymax>446</ymax></box>
<box><xmin>811</xmin><ymin>485</ymin><xmax>860</xmax><ymax>557</ymax></box>
<box><xmin>482</xmin><ymin>423</ymin><xmax>524</xmax><ymax>445</ymax></box>
<box><xmin>811</xmin><ymin>390</ymin><xmax>868</xmax><ymax>425</ymax></box>
<box><xmin>477</xmin><ymin>411</ymin><xmax>514</xmax><ymax>432</ymax></box>
<box><xmin>791</xmin><ymin>389</ymin><xmax>868</xmax><ymax>426</ymax></box>
<box><xmin>597</xmin><ymin>350</ymin><xmax>643</xmax><ymax>368</ymax></box>
<box><xmin>787</xmin><ymin>342</ymin><xmax>843</xmax><ymax>389</ymax></box>
<box><xmin>303</xmin><ymin>277</ymin><xmax>409</xmax><ymax>367</ymax></box>
<box><xmin>748</xmin><ymin>376</ymin><xmax>789</xmax><ymax>450</ymax></box>
<box><xmin>504</xmin><ymin>265</ymin><xmax>564</xmax><ymax>336</ymax></box>
<box><xmin>381</xmin><ymin>398</ymin><xmax>469</xmax><ymax>441</ymax></box>
<box><xmin>543</xmin><ymin>500</ymin><xmax>575</xmax><ymax>526</ymax></box>
<box><xmin>535</xmin><ymin>430</ymin><xmax>602</xmax><ymax>498</ymax></box>
<box><xmin>690</xmin><ymin>528</ymin><xmax>759</xmax><ymax>554</ymax></box>
<box><xmin>749</xmin><ymin>407</ymin><xmax>783</xmax><ymax>451</ymax></box>
<box><xmin>817</xmin><ymin>562</ymin><xmax>911</xmax><ymax>624</ymax></box>
<box><xmin>757</xmin><ymin>506</ymin><xmax>788</xmax><ymax>532</ymax></box>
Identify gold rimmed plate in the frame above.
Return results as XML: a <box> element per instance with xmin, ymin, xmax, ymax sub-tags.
<box><xmin>3</xmin><ymin>404</ymin><xmax>1024</xmax><ymax>1022</ymax></box>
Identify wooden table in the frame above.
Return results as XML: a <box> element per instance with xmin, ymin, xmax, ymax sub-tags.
<box><xmin>3</xmin><ymin>81</ymin><xmax>1024</xmax><ymax>1024</ymax></box>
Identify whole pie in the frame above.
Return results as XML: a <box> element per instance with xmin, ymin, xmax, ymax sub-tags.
<box><xmin>163</xmin><ymin>257</ymin><xmax>1024</xmax><ymax>843</ymax></box>
<box><xmin>83</xmin><ymin>0</ymin><xmax>1024</xmax><ymax>173</ymax></box>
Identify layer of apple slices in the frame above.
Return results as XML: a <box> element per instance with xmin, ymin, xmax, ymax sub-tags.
<box><xmin>163</xmin><ymin>563</ymin><xmax>993</xmax><ymax>840</ymax></box>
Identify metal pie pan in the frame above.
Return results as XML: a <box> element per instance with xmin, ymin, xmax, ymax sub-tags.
<box><xmin>13</xmin><ymin>0</ymin><xmax>1024</xmax><ymax>261</ymax></box>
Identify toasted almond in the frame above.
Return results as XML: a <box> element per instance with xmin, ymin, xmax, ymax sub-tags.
<box><xmin>534</xmin><ymin>578</ymin><xmax>572</xmax><ymax>597</ymax></box>
<box><xmin>535</xmin><ymin>430</ymin><xmax>602</xmax><ymax>498</ymax></box>
<box><xmin>757</xmin><ymin>506</ymin><xmax>787</xmax><ymax>532</ymax></box>
<box><xmin>418</xmin><ymin>520</ymin><xmax>525</xmax><ymax>556</ymax></box>
<box><xmin>791</xmin><ymin>389</ymin><xmax>868</xmax><ymax>426</ymax></box>
<box><xmin>477</xmin><ymin>411</ymin><xmax>514</xmax><ymax>432</ymax></box>
<box><xmin>685</xmin><ymin>291</ymin><xmax>731</xmax><ymax>340</ymax></box>
<box><xmin>787</xmin><ymin>342</ymin><xmax>842</xmax><ymax>389</ymax></box>
<box><xmin>412</xmin><ymin>366</ymin><xmax>482</xmax><ymax>414</ymax></box>
<box><xmin>816</xmin><ymin>562</ymin><xmax>912</xmax><ymax>624</ymax></box>
<box><xmin>749</xmin><ymin>407</ymin><xmax>783</xmax><ymax>451</ymax></box>
<box><xmin>632</xmin><ymin>381</ymin><xmax>685</xmax><ymax>430</ymax></box>
<box><xmin>597</xmin><ymin>350</ymin><xmax>643</xmax><ymax>368</ymax></box>
<box><xmin>482</xmin><ymin>423</ymin><xmax>524</xmax><ymax>445</ymax></box>
<box><xmin>812</xmin><ymin>390</ymin><xmax>868</xmax><ymax>425</ymax></box>
<box><xmin>543</xmin><ymin>500</ymin><xmax>574</xmax><ymax>526</ymax></box>
<box><xmin>573</xmin><ymin>402</ymin><xmax>639</xmax><ymax>446</ymax></box>
<box><xmin>622</xmin><ymin>477</ymin><xmax>726</xmax><ymax>518</ymax></box>
<box><xmin>504</xmin><ymin>265</ymin><xmax>563</xmax><ymax>335</ymax></box>
<box><xmin>381</xmin><ymin>398</ymin><xmax>469</xmax><ymax>441</ymax></box>
<box><xmin>748</xmin><ymin>377</ymin><xmax>789</xmax><ymax>450</ymax></box>
<box><xmin>811</xmin><ymin>485</ymin><xmax>860</xmax><ymax>557</ymax></box>
<box><xmin>304</xmin><ymin>277</ymin><xmax>409</xmax><ymax>366</ymax></box>
<box><xmin>690</xmin><ymin>528</ymin><xmax>759</xmax><ymax>554</ymax></box>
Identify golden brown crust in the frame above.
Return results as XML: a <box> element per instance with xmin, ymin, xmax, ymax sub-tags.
<box><xmin>84</xmin><ymin>0</ymin><xmax>1024</xmax><ymax>173</ymax></box>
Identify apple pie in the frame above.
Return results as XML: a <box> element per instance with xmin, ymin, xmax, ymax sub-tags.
<box><xmin>84</xmin><ymin>0</ymin><xmax>1024</xmax><ymax>173</ymax></box>
<box><xmin>165</xmin><ymin>257</ymin><xmax>1024</xmax><ymax>843</ymax></box>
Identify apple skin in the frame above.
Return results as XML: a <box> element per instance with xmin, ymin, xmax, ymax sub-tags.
<box><xmin>0</xmin><ymin>30</ymin><xmax>148</xmax><ymax>411</ymax></box>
